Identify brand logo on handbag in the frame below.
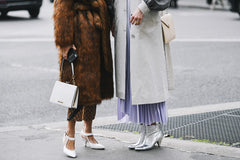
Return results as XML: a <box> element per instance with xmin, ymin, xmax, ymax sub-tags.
<box><xmin>57</xmin><ymin>101</ymin><xmax>63</xmax><ymax>104</ymax></box>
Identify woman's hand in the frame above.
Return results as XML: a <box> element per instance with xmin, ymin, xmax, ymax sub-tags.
<box><xmin>130</xmin><ymin>8</ymin><xmax>143</xmax><ymax>25</ymax></box>
<box><xmin>60</xmin><ymin>45</ymin><xmax>76</xmax><ymax>60</ymax></box>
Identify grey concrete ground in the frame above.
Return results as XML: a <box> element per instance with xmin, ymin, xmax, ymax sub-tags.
<box><xmin>1</xmin><ymin>110</ymin><xmax>240</xmax><ymax>160</ymax></box>
<box><xmin>0</xmin><ymin>128</ymin><xmax>235</xmax><ymax>160</ymax></box>
<box><xmin>0</xmin><ymin>0</ymin><xmax>240</xmax><ymax>159</ymax></box>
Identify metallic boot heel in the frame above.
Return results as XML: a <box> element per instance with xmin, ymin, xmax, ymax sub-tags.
<box><xmin>156</xmin><ymin>134</ymin><xmax>164</xmax><ymax>147</ymax></box>
<box><xmin>156</xmin><ymin>124</ymin><xmax>164</xmax><ymax>147</ymax></box>
<box><xmin>128</xmin><ymin>124</ymin><xmax>146</xmax><ymax>150</ymax></box>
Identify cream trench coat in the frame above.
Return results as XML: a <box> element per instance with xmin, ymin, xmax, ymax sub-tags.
<box><xmin>114</xmin><ymin>0</ymin><xmax>173</xmax><ymax>105</ymax></box>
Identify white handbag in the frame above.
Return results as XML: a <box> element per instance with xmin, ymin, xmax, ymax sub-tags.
<box><xmin>161</xmin><ymin>10</ymin><xmax>176</xmax><ymax>44</ymax></box>
<box><xmin>50</xmin><ymin>60</ymin><xmax>79</xmax><ymax>108</ymax></box>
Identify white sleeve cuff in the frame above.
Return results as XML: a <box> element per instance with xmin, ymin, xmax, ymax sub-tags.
<box><xmin>138</xmin><ymin>1</ymin><xmax>150</xmax><ymax>14</ymax></box>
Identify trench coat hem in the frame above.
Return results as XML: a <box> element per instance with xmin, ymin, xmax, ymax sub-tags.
<box><xmin>132</xmin><ymin>94</ymin><xmax>169</xmax><ymax>105</ymax></box>
<box><xmin>78</xmin><ymin>96</ymin><xmax>113</xmax><ymax>106</ymax></box>
<box><xmin>116</xmin><ymin>91</ymin><xmax>125</xmax><ymax>100</ymax></box>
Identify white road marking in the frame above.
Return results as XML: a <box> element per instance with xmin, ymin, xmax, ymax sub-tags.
<box><xmin>1</xmin><ymin>38</ymin><xmax>240</xmax><ymax>42</ymax></box>
<box><xmin>174</xmin><ymin>38</ymin><xmax>240</xmax><ymax>42</ymax></box>
<box><xmin>0</xmin><ymin>38</ymin><xmax>54</xmax><ymax>42</ymax></box>
<box><xmin>10</xmin><ymin>63</ymin><xmax>58</xmax><ymax>73</ymax></box>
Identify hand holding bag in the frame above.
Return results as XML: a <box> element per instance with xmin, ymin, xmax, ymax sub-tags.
<box><xmin>161</xmin><ymin>10</ymin><xmax>176</xmax><ymax>44</ymax></box>
<box><xmin>50</xmin><ymin>60</ymin><xmax>79</xmax><ymax>108</ymax></box>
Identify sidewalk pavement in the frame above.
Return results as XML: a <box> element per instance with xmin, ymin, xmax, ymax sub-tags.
<box><xmin>0</xmin><ymin>102</ymin><xmax>240</xmax><ymax>160</ymax></box>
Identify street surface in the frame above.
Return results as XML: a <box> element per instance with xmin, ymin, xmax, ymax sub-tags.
<box><xmin>0</xmin><ymin>0</ymin><xmax>240</xmax><ymax>127</ymax></box>
<box><xmin>1</xmin><ymin>124</ymin><xmax>239</xmax><ymax>160</ymax></box>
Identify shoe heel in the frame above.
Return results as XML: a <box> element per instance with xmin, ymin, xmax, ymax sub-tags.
<box><xmin>157</xmin><ymin>136</ymin><xmax>163</xmax><ymax>147</ymax></box>
<box><xmin>80</xmin><ymin>130</ymin><xmax>105</xmax><ymax>150</ymax></box>
<box><xmin>80</xmin><ymin>136</ymin><xmax>87</xmax><ymax>147</ymax></box>
<box><xmin>63</xmin><ymin>133</ymin><xmax>66</xmax><ymax>144</ymax></box>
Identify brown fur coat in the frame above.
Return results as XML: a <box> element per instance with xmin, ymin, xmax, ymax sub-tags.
<box><xmin>53</xmin><ymin>0</ymin><xmax>113</xmax><ymax>106</ymax></box>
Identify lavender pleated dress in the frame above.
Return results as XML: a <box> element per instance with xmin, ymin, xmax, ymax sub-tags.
<box><xmin>117</xmin><ymin>0</ymin><xmax>168</xmax><ymax>125</ymax></box>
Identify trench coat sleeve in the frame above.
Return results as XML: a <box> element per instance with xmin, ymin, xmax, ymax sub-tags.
<box><xmin>138</xmin><ymin>1</ymin><xmax>150</xmax><ymax>14</ymax></box>
<box><xmin>53</xmin><ymin>0</ymin><xmax>74</xmax><ymax>47</ymax></box>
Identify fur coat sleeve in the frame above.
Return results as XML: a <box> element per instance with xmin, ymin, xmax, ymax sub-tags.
<box><xmin>53</xmin><ymin>0</ymin><xmax>75</xmax><ymax>47</ymax></box>
<box><xmin>105</xmin><ymin>0</ymin><xmax>115</xmax><ymax>26</ymax></box>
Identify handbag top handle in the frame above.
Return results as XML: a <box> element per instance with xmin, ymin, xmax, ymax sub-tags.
<box><xmin>60</xmin><ymin>59</ymin><xmax>76</xmax><ymax>85</ymax></box>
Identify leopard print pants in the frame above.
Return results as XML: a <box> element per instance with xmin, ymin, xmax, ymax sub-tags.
<box><xmin>67</xmin><ymin>105</ymin><xmax>96</xmax><ymax>122</ymax></box>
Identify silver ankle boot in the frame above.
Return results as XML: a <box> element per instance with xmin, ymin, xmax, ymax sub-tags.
<box><xmin>128</xmin><ymin>124</ymin><xmax>146</xmax><ymax>149</ymax></box>
<box><xmin>135</xmin><ymin>124</ymin><xmax>164</xmax><ymax>151</ymax></box>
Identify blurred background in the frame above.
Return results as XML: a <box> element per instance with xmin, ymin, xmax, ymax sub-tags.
<box><xmin>0</xmin><ymin>0</ymin><xmax>240</xmax><ymax>127</ymax></box>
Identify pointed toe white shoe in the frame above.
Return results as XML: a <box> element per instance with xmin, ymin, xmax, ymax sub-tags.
<box><xmin>80</xmin><ymin>130</ymin><xmax>105</xmax><ymax>150</ymax></box>
<box><xmin>63</xmin><ymin>132</ymin><xmax>77</xmax><ymax>158</ymax></box>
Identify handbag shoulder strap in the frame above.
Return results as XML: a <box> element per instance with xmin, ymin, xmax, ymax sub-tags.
<box><xmin>60</xmin><ymin>59</ymin><xmax>76</xmax><ymax>85</ymax></box>
<box><xmin>161</xmin><ymin>8</ymin><xmax>169</xmax><ymax>17</ymax></box>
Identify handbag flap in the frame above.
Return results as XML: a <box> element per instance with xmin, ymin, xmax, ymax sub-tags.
<box><xmin>161</xmin><ymin>13</ymin><xmax>174</xmax><ymax>29</ymax></box>
<box><xmin>161</xmin><ymin>13</ymin><xmax>176</xmax><ymax>43</ymax></box>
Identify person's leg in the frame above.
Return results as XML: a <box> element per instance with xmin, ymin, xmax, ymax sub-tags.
<box><xmin>81</xmin><ymin>105</ymin><xmax>98</xmax><ymax>144</ymax></box>
<box><xmin>80</xmin><ymin>119</ymin><xmax>105</xmax><ymax>150</ymax></box>
<box><xmin>80</xmin><ymin>105</ymin><xmax>104</xmax><ymax>149</ymax></box>
<box><xmin>83</xmin><ymin>120</ymin><xmax>98</xmax><ymax>144</ymax></box>
<box><xmin>66</xmin><ymin>120</ymin><xmax>76</xmax><ymax>150</ymax></box>
<box><xmin>63</xmin><ymin>108</ymin><xmax>80</xmax><ymax>157</ymax></box>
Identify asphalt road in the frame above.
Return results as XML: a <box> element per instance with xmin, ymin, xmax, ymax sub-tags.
<box><xmin>0</xmin><ymin>0</ymin><xmax>240</xmax><ymax>127</ymax></box>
